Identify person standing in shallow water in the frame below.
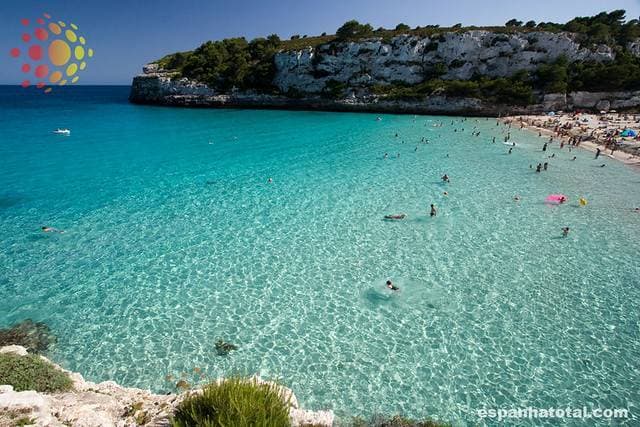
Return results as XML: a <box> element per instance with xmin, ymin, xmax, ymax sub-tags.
<box><xmin>430</xmin><ymin>204</ymin><xmax>437</xmax><ymax>217</ymax></box>
<box><xmin>536</xmin><ymin>163</ymin><xmax>542</xmax><ymax>173</ymax></box>
<box><xmin>562</xmin><ymin>227</ymin><xmax>570</xmax><ymax>237</ymax></box>
<box><xmin>595</xmin><ymin>148</ymin><xmax>601</xmax><ymax>159</ymax></box>
<box><xmin>543</xmin><ymin>142</ymin><xmax>548</xmax><ymax>152</ymax></box>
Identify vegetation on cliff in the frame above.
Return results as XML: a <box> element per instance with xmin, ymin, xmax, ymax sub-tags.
<box><xmin>0</xmin><ymin>352</ymin><xmax>73</xmax><ymax>393</ymax></box>
<box><xmin>153</xmin><ymin>10</ymin><xmax>640</xmax><ymax>104</ymax></box>
<box><xmin>171</xmin><ymin>377</ymin><xmax>291</xmax><ymax>427</ymax></box>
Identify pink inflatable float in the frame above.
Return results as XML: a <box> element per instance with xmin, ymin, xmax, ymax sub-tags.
<box><xmin>545</xmin><ymin>194</ymin><xmax>568</xmax><ymax>204</ymax></box>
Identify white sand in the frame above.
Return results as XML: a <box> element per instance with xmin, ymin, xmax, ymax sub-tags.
<box><xmin>501</xmin><ymin>113</ymin><xmax>640</xmax><ymax>167</ymax></box>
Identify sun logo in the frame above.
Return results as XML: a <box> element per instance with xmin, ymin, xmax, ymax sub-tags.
<box><xmin>9</xmin><ymin>13</ymin><xmax>94</xmax><ymax>93</ymax></box>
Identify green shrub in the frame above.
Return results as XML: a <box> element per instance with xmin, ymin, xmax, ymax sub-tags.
<box><xmin>0</xmin><ymin>352</ymin><xmax>72</xmax><ymax>393</ymax></box>
<box><xmin>336</xmin><ymin>20</ymin><xmax>374</xmax><ymax>41</ymax></box>
<box><xmin>171</xmin><ymin>377</ymin><xmax>291</xmax><ymax>427</ymax></box>
<box><xmin>323</xmin><ymin>79</ymin><xmax>348</xmax><ymax>99</ymax></box>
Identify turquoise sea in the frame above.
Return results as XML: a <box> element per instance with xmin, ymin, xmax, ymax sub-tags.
<box><xmin>1</xmin><ymin>86</ymin><xmax>639</xmax><ymax>424</ymax></box>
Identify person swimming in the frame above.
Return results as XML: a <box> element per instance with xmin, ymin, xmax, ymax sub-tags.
<box><xmin>536</xmin><ymin>163</ymin><xmax>542</xmax><ymax>173</ymax></box>
<box><xmin>41</xmin><ymin>226</ymin><xmax>64</xmax><ymax>234</ymax></box>
<box><xmin>508</xmin><ymin>147</ymin><xmax>513</xmax><ymax>154</ymax></box>
<box><xmin>562</xmin><ymin>226</ymin><xmax>570</xmax><ymax>237</ymax></box>
<box><xmin>513</xmin><ymin>195</ymin><xmax>521</xmax><ymax>201</ymax></box>
<box><xmin>267</xmin><ymin>178</ymin><xmax>273</xmax><ymax>183</ymax></box>
<box><xmin>572</xmin><ymin>156</ymin><xmax>577</xmax><ymax>161</ymax></box>
<box><xmin>441</xmin><ymin>174</ymin><xmax>450</xmax><ymax>183</ymax></box>
<box><xmin>386</xmin><ymin>280</ymin><xmax>399</xmax><ymax>291</ymax></box>
<box><xmin>543</xmin><ymin>162</ymin><xmax>548</xmax><ymax>171</ymax></box>
<box><xmin>430</xmin><ymin>204</ymin><xmax>437</xmax><ymax>217</ymax></box>
<box><xmin>384</xmin><ymin>213</ymin><xmax>406</xmax><ymax>220</ymax></box>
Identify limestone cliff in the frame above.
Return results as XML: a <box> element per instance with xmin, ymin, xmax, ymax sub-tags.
<box><xmin>130</xmin><ymin>30</ymin><xmax>640</xmax><ymax>115</ymax></box>
<box><xmin>273</xmin><ymin>31</ymin><xmax>616</xmax><ymax>93</ymax></box>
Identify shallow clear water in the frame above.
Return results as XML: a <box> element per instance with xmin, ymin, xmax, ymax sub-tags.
<box><xmin>1</xmin><ymin>86</ymin><xmax>639</xmax><ymax>424</ymax></box>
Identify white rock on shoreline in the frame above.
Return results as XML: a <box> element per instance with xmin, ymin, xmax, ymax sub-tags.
<box><xmin>0</xmin><ymin>346</ymin><xmax>334</xmax><ymax>426</ymax></box>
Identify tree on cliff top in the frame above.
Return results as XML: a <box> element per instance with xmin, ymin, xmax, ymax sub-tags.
<box><xmin>505</xmin><ymin>19</ymin><xmax>523</xmax><ymax>27</ymax></box>
<box><xmin>336</xmin><ymin>20</ymin><xmax>374</xmax><ymax>40</ymax></box>
<box><xmin>395</xmin><ymin>23</ymin><xmax>411</xmax><ymax>32</ymax></box>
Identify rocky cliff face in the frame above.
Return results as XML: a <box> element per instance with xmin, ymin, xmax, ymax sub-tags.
<box><xmin>274</xmin><ymin>31</ymin><xmax>616</xmax><ymax>93</ymax></box>
<box><xmin>130</xmin><ymin>30</ymin><xmax>640</xmax><ymax>115</ymax></box>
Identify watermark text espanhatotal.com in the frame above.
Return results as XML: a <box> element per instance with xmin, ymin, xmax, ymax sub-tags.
<box><xmin>477</xmin><ymin>407</ymin><xmax>629</xmax><ymax>422</ymax></box>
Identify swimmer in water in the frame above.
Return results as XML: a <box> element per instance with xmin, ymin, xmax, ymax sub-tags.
<box><xmin>41</xmin><ymin>226</ymin><xmax>64</xmax><ymax>234</ymax></box>
<box><xmin>386</xmin><ymin>280</ymin><xmax>399</xmax><ymax>291</ymax></box>
<box><xmin>513</xmin><ymin>195</ymin><xmax>521</xmax><ymax>201</ymax></box>
<box><xmin>508</xmin><ymin>147</ymin><xmax>513</xmax><ymax>154</ymax></box>
<box><xmin>572</xmin><ymin>156</ymin><xmax>577</xmax><ymax>161</ymax></box>
<box><xmin>441</xmin><ymin>174</ymin><xmax>450</xmax><ymax>183</ymax></box>
<box><xmin>562</xmin><ymin>227</ymin><xmax>570</xmax><ymax>237</ymax></box>
<box><xmin>430</xmin><ymin>204</ymin><xmax>437</xmax><ymax>217</ymax></box>
<box><xmin>267</xmin><ymin>178</ymin><xmax>273</xmax><ymax>183</ymax></box>
<box><xmin>384</xmin><ymin>213</ymin><xmax>406</xmax><ymax>220</ymax></box>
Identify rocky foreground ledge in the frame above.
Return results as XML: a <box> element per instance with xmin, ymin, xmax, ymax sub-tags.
<box><xmin>0</xmin><ymin>345</ymin><xmax>333</xmax><ymax>426</ymax></box>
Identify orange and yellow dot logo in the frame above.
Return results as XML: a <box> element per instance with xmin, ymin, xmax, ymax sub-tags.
<box><xmin>9</xmin><ymin>13</ymin><xmax>94</xmax><ymax>93</ymax></box>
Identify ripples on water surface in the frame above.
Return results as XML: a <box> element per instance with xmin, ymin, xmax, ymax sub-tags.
<box><xmin>0</xmin><ymin>86</ymin><xmax>639</xmax><ymax>424</ymax></box>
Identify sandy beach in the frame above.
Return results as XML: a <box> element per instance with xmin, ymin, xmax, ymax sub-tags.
<box><xmin>502</xmin><ymin>113</ymin><xmax>640</xmax><ymax>167</ymax></box>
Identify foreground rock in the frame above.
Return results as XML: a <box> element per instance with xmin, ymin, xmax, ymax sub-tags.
<box><xmin>0</xmin><ymin>346</ymin><xmax>333</xmax><ymax>426</ymax></box>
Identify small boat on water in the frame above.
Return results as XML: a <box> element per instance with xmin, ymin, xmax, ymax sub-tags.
<box><xmin>53</xmin><ymin>129</ymin><xmax>71</xmax><ymax>135</ymax></box>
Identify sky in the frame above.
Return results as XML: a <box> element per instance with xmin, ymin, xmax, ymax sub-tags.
<box><xmin>1</xmin><ymin>0</ymin><xmax>639</xmax><ymax>85</ymax></box>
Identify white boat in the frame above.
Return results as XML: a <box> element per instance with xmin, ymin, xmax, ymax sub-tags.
<box><xmin>53</xmin><ymin>129</ymin><xmax>71</xmax><ymax>135</ymax></box>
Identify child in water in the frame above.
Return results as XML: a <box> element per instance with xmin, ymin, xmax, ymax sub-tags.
<box><xmin>386</xmin><ymin>280</ymin><xmax>399</xmax><ymax>291</ymax></box>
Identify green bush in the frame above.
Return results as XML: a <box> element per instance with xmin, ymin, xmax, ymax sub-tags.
<box><xmin>0</xmin><ymin>352</ymin><xmax>72</xmax><ymax>393</ymax></box>
<box><xmin>172</xmin><ymin>377</ymin><xmax>291</xmax><ymax>427</ymax></box>
<box><xmin>336</xmin><ymin>20</ymin><xmax>374</xmax><ymax>41</ymax></box>
<box><xmin>323</xmin><ymin>79</ymin><xmax>348</xmax><ymax>99</ymax></box>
